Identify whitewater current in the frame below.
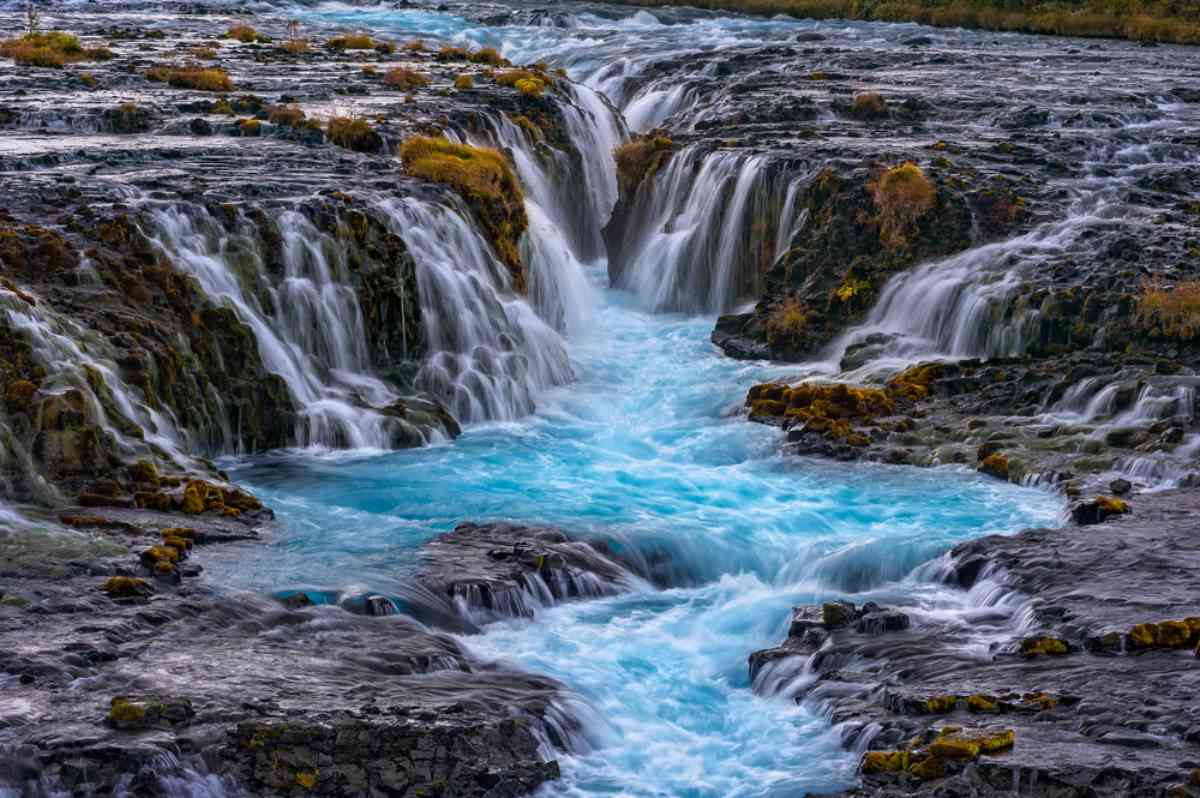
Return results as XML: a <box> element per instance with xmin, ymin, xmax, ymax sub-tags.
<box><xmin>0</xmin><ymin>3</ymin><xmax>1076</xmax><ymax>796</ymax></box>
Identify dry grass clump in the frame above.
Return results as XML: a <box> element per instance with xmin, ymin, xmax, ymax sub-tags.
<box><xmin>192</xmin><ymin>46</ymin><xmax>218</xmax><ymax>60</ymax></box>
<box><xmin>613</xmin><ymin>134</ymin><xmax>675</xmax><ymax>194</ymax></box>
<box><xmin>454</xmin><ymin>74</ymin><xmax>475</xmax><ymax>90</ymax></box>
<box><xmin>326</xmin><ymin>116</ymin><xmax>382</xmax><ymax>153</ymax></box>
<box><xmin>399</xmin><ymin>136</ymin><xmax>521</xmax><ymax>206</ymax></box>
<box><xmin>326</xmin><ymin>32</ymin><xmax>376</xmax><ymax>50</ymax></box>
<box><xmin>0</xmin><ymin>31</ymin><xmax>113</xmax><ymax>68</ymax></box>
<box><xmin>468</xmin><ymin>46</ymin><xmax>508</xmax><ymax>66</ymax></box>
<box><xmin>849</xmin><ymin>91</ymin><xmax>888</xmax><ymax>119</ymax></box>
<box><xmin>1135</xmin><ymin>277</ymin><xmax>1200</xmax><ymax>339</ymax></box>
<box><xmin>225</xmin><ymin>24</ymin><xmax>258</xmax><ymax>43</ymax></box>
<box><xmin>146</xmin><ymin>65</ymin><xmax>234</xmax><ymax>92</ymax></box>
<box><xmin>383</xmin><ymin>67</ymin><xmax>430</xmax><ymax>90</ymax></box>
<box><xmin>282</xmin><ymin>39</ymin><xmax>311</xmax><ymax>54</ymax></box>
<box><xmin>146</xmin><ymin>65</ymin><xmax>233</xmax><ymax>92</ymax></box>
<box><xmin>267</xmin><ymin>103</ymin><xmax>305</xmax><ymax>126</ymax></box>
<box><xmin>436</xmin><ymin>45</ymin><xmax>470</xmax><ymax>61</ymax></box>
<box><xmin>494</xmin><ymin>69</ymin><xmax>549</xmax><ymax>97</ymax></box>
<box><xmin>764</xmin><ymin>296</ymin><xmax>809</xmax><ymax>348</ymax></box>
<box><xmin>405</xmin><ymin>39</ymin><xmax>426</xmax><ymax>52</ymax></box>
<box><xmin>870</xmin><ymin>161</ymin><xmax>936</xmax><ymax>250</ymax></box>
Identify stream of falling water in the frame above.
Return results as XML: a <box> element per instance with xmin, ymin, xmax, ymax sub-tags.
<box><xmin>165</xmin><ymin>3</ymin><xmax>1065</xmax><ymax>795</ymax></box>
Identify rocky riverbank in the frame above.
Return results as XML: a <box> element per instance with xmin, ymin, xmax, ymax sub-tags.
<box><xmin>1</xmin><ymin>508</ymin><xmax>651</xmax><ymax>795</ymax></box>
<box><xmin>761</xmin><ymin>488</ymin><xmax>1200</xmax><ymax>798</ymax></box>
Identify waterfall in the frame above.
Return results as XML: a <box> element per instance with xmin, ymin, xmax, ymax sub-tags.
<box><xmin>826</xmin><ymin>208</ymin><xmax>1105</xmax><ymax>369</ymax></box>
<box><xmin>377</xmin><ymin>196</ymin><xmax>574</xmax><ymax>424</ymax></box>
<box><xmin>454</xmin><ymin>81</ymin><xmax>625</xmax><ymax>334</ymax></box>
<box><xmin>144</xmin><ymin>205</ymin><xmax>431</xmax><ymax>450</ymax></box>
<box><xmin>609</xmin><ymin>146</ymin><xmax>793</xmax><ymax>313</ymax></box>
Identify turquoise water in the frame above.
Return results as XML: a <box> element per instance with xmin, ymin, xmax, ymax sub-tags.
<box><xmin>214</xmin><ymin>269</ymin><xmax>1062</xmax><ymax>797</ymax></box>
<box><xmin>207</xmin><ymin>7</ymin><xmax>1065</xmax><ymax>795</ymax></box>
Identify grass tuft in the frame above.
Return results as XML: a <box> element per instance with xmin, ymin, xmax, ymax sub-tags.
<box><xmin>1135</xmin><ymin>278</ymin><xmax>1200</xmax><ymax>339</ymax></box>
<box><xmin>870</xmin><ymin>161</ymin><xmax>936</xmax><ymax>250</ymax></box>
<box><xmin>383</xmin><ymin>67</ymin><xmax>430</xmax><ymax>90</ymax></box>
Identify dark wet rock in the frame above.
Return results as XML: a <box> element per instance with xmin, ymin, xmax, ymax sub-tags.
<box><xmin>416</xmin><ymin>521</ymin><xmax>632</xmax><ymax>620</ymax></box>
<box><xmin>777</xmin><ymin>490</ymin><xmax>1200</xmax><ymax>797</ymax></box>
<box><xmin>1070</xmin><ymin>494</ymin><xmax>1130</xmax><ymax>525</ymax></box>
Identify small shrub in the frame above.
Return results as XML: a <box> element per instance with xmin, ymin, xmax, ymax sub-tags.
<box><xmin>0</xmin><ymin>31</ymin><xmax>111</xmax><ymax>68</ymax></box>
<box><xmin>764</xmin><ymin>296</ymin><xmax>808</xmax><ymax>347</ymax></box>
<box><xmin>1135</xmin><ymin>278</ymin><xmax>1200</xmax><ymax>339</ymax></box>
<box><xmin>383</xmin><ymin>67</ymin><xmax>429</xmax><ymax>90</ymax></box>
<box><xmin>405</xmin><ymin>39</ymin><xmax>425</xmax><ymax>52</ymax></box>
<box><xmin>436</xmin><ymin>45</ymin><xmax>469</xmax><ymax>61</ymax></box>
<box><xmin>326</xmin><ymin>116</ymin><xmax>382</xmax><ymax>153</ymax></box>
<box><xmin>454</xmin><ymin>74</ymin><xmax>474</xmax><ymax>90</ymax></box>
<box><xmin>148</xmin><ymin>66</ymin><xmax>233</xmax><ymax>92</ymax></box>
<box><xmin>326</xmin><ymin>32</ymin><xmax>375</xmax><ymax>50</ymax></box>
<box><xmin>267</xmin><ymin>104</ymin><xmax>305</xmax><ymax>126</ymax></box>
<box><xmin>870</xmin><ymin>161</ymin><xmax>936</xmax><ymax>250</ymax></box>
<box><xmin>281</xmin><ymin>39</ymin><xmax>311</xmax><ymax>54</ymax></box>
<box><xmin>225</xmin><ymin>24</ymin><xmax>257</xmax><ymax>43</ymax></box>
<box><xmin>495</xmin><ymin>69</ymin><xmax>549</xmax><ymax>97</ymax></box>
<box><xmin>468</xmin><ymin>46</ymin><xmax>506</xmax><ymax>66</ymax></box>
<box><xmin>849</xmin><ymin>91</ymin><xmax>888</xmax><ymax>119</ymax></box>
<box><xmin>192</xmin><ymin>46</ymin><xmax>218</xmax><ymax>59</ymax></box>
<box><xmin>376</xmin><ymin>40</ymin><xmax>396</xmax><ymax>54</ymax></box>
<box><xmin>613</xmin><ymin>134</ymin><xmax>674</xmax><ymax>194</ymax></box>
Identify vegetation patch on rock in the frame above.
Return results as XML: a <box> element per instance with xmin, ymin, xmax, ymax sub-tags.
<box><xmin>399</xmin><ymin>136</ymin><xmax>529</xmax><ymax>292</ymax></box>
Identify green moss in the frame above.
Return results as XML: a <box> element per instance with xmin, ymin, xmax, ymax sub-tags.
<box><xmin>399</xmin><ymin>136</ymin><xmax>528</xmax><ymax>292</ymax></box>
<box><xmin>108</xmin><ymin>698</ymin><xmax>146</xmax><ymax>724</ymax></box>
<box><xmin>1020</xmin><ymin>636</ymin><xmax>1069</xmax><ymax>657</ymax></box>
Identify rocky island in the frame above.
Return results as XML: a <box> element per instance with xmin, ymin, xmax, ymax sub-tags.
<box><xmin>1</xmin><ymin>0</ymin><xmax>1198</xmax><ymax>796</ymax></box>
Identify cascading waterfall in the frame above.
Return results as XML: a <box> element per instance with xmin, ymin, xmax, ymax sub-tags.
<box><xmin>144</xmin><ymin>204</ymin><xmax>440</xmax><ymax>450</ymax></box>
<box><xmin>376</xmin><ymin>195</ymin><xmax>574</xmax><ymax>423</ymax></box>
<box><xmin>610</xmin><ymin>145</ymin><xmax>797</xmax><ymax>313</ymax></box>
<box><xmin>0</xmin><ymin>286</ymin><xmax>190</xmax><ymax>500</ymax></box>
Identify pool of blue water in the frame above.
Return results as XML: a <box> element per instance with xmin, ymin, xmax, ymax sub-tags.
<box><xmin>212</xmin><ymin>270</ymin><xmax>1062</xmax><ymax>797</ymax></box>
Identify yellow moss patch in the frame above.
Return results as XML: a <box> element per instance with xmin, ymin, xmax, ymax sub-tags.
<box><xmin>455</xmin><ymin>74</ymin><xmax>475</xmax><ymax>90</ymax></box>
<box><xmin>130</xmin><ymin>459</ymin><xmax>160</xmax><ymax>487</ymax></box>
<box><xmin>763</xmin><ymin>296</ymin><xmax>808</xmax><ymax>349</ymax></box>
<box><xmin>437</xmin><ymin>45</ymin><xmax>469</xmax><ymax>61</ymax></box>
<box><xmin>295</xmin><ymin>770</ymin><xmax>319</xmax><ymax>789</ymax></box>
<box><xmin>225</xmin><ymin>24</ymin><xmax>258</xmax><ymax>43</ymax></box>
<box><xmin>382</xmin><ymin>67</ymin><xmax>429</xmax><ymax>90</ymax></box>
<box><xmin>326</xmin><ymin>32</ymin><xmax>376</xmax><ymax>50</ymax></box>
<box><xmin>0</xmin><ymin>31</ymin><xmax>112</xmax><ymax>68</ymax></box>
<box><xmin>148</xmin><ymin>66</ymin><xmax>234</xmax><ymax>92</ymax></box>
<box><xmin>887</xmin><ymin>363</ymin><xmax>943</xmax><ymax>402</ymax></box>
<box><xmin>966</xmin><ymin>694</ymin><xmax>997</xmax><ymax>713</ymax></box>
<box><xmin>143</xmin><ymin>545</ymin><xmax>180</xmax><ymax>564</ymax></box>
<box><xmin>1129</xmin><ymin>619</ymin><xmax>1200</xmax><ymax>650</ymax></box>
<box><xmin>1022</xmin><ymin>692</ymin><xmax>1058</xmax><ymax>711</ymax></box>
<box><xmin>267</xmin><ymin>104</ymin><xmax>305</xmax><ymax>127</ymax></box>
<box><xmin>495</xmin><ymin>69</ymin><xmax>551</xmax><ymax>96</ymax></box>
<box><xmin>613</xmin><ymin>134</ymin><xmax>675</xmax><ymax>195</ymax></box>
<box><xmin>850</xmin><ymin>91</ymin><xmax>888</xmax><ymax>118</ymax></box>
<box><xmin>870</xmin><ymin>161</ymin><xmax>936</xmax><ymax>251</ymax></box>
<box><xmin>4</xmin><ymin>379</ymin><xmax>37</xmax><ymax>410</ymax></box>
<box><xmin>861</xmin><ymin>750</ymin><xmax>908</xmax><ymax>774</ymax></box>
<box><xmin>1020</xmin><ymin>636</ymin><xmax>1068</xmax><ymax>657</ymax></box>
<box><xmin>399</xmin><ymin>136</ymin><xmax>527</xmax><ymax>292</ymax></box>
<box><xmin>978</xmin><ymin>453</ymin><xmax>1009</xmax><ymax>481</ymax></box>
<box><xmin>1096</xmin><ymin>495</ymin><xmax>1129</xmax><ymax>515</ymax></box>
<box><xmin>238</xmin><ymin>118</ymin><xmax>261</xmax><ymax>136</ymax></box>
<box><xmin>108</xmin><ymin>698</ymin><xmax>146</xmax><ymax>724</ymax></box>
<box><xmin>326</xmin><ymin>116</ymin><xmax>380</xmax><ymax>153</ymax></box>
<box><xmin>1135</xmin><ymin>278</ymin><xmax>1200</xmax><ymax>339</ymax></box>
<box><xmin>925</xmin><ymin>695</ymin><xmax>957</xmax><ymax>714</ymax></box>
<box><xmin>102</xmin><ymin>576</ymin><xmax>151</xmax><ymax>597</ymax></box>
<box><xmin>182</xmin><ymin>480</ymin><xmax>208</xmax><ymax>514</ymax></box>
<box><xmin>468</xmin><ymin>46</ymin><xmax>506</xmax><ymax>66</ymax></box>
